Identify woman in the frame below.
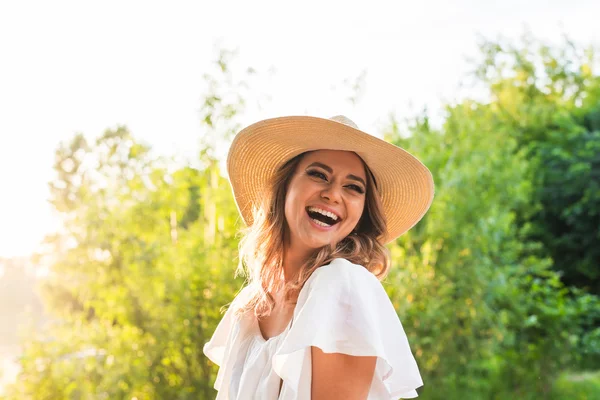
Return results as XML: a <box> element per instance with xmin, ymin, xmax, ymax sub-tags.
<box><xmin>203</xmin><ymin>115</ymin><xmax>434</xmax><ymax>399</ymax></box>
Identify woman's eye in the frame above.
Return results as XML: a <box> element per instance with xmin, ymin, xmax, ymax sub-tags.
<box><xmin>307</xmin><ymin>170</ymin><xmax>327</xmax><ymax>180</ymax></box>
<box><xmin>347</xmin><ymin>184</ymin><xmax>365</xmax><ymax>194</ymax></box>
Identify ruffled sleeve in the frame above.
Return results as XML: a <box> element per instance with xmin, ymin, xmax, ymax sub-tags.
<box><xmin>203</xmin><ymin>286</ymin><xmax>251</xmax><ymax>393</ymax></box>
<box><xmin>273</xmin><ymin>258</ymin><xmax>423</xmax><ymax>399</ymax></box>
<box><xmin>203</xmin><ymin>299</ymin><xmax>237</xmax><ymax>367</ymax></box>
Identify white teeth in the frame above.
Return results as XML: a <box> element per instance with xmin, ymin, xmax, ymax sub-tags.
<box><xmin>307</xmin><ymin>206</ymin><xmax>339</xmax><ymax>221</ymax></box>
<box><xmin>311</xmin><ymin>218</ymin><xmax>331</xmax><ymax>227</ymax></box>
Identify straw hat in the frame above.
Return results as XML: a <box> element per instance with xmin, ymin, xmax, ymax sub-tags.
<box><xmin>226</xmin><ymin>115</ymin><xmax>434</xmax><ymax>243</ymax></box>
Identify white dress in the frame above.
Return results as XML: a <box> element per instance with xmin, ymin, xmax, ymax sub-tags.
<box><xmin>202</xmin><ymin>258</ymin><xmax>423</xmax><ymax>399</ymax></box>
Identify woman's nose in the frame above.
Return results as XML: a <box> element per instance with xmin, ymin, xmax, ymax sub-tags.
<box><xmin>320</xmin><ymin>184</ymin><xmax>342</xmax><ymax>203</ymax></box>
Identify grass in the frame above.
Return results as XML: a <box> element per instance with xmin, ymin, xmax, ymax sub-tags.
<box><xmin>550</xmin><ymin>370</ymin><xmax>600</xmax><ymax>400</ymax></box>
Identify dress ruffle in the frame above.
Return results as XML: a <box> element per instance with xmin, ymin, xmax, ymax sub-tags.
<box><xmin>203</xmin><ymin>258</ymin><xmax>423</xmax><ymax>399</ymax></box>
<box><xmin>203</xmin><ymin>286</ymin><xmax>253</xmax><ymax>398</ymax></box>
<box><xmin>273</xmin><ymin>258</ymin><xmax>422</xmax><ymax>399</ymax></box>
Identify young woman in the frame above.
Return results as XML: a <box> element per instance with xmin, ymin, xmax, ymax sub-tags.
<box><xmin>203</xmin><ymin>115</ymin><xmax>434</xmax><ymax>400</ymax></box>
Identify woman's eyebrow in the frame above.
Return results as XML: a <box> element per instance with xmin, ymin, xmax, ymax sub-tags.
<box><xmin>347</xmin><ymin>174</ymin><xmax>366</xmax><ymax>187</ymax></box>
<box><xmin>307</xmin><ymin>162</ymin><xmax>333</xmax><ymax>173</ymax></box>
<box><xmin>306</xmin><ymin>162</ymin><xmax>366</xmax><ymax>187</ymax></box>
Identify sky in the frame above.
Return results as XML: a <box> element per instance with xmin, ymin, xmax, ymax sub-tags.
<box><xmin>0</xmin><ymin>0</ymin><xmax>598</xmax><ymax>258</ymax></box>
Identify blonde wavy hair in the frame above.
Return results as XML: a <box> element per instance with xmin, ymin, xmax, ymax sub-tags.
<box><xmin>234</xmin><ymin>151</ymin><xmax>390</xmax><ymax>319</ymax></box>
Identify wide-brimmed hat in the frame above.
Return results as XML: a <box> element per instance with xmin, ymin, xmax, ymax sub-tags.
<box><xmin>226</xmin><ymin>115</ymin><xmax>434</xmax><ymax>243</ymax></box>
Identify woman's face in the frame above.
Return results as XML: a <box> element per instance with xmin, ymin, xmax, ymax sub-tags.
<box><xmin>284</xmin><ymin>150</ymin><xmax>367</xmax><ymax>253</ymax></box>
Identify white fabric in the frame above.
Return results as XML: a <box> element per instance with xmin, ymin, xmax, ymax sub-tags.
<box><xmin>203</xmin><ymin>258</ymin><xmax>423</xmax><ymax>399</ymax></box>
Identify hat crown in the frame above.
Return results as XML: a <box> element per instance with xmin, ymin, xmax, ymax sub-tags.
<box><xmin>329</xmin><ymin>115</ymin><xmax>359</xmax><ymax>129</ymax></box>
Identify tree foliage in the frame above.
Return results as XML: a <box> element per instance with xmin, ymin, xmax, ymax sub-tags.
<box><xmin>382</xmin><ymin>33</ymin><xmax>600</xmax><ymax>399</ymax></box>
<box><xmin>475</xmin><ymin>33</ymin><xmax>600</xmax><ymax>294</ymax></box>
<box><xmin>4</xmin><ymin>38</ymin><xmax>600</xmax><ymax>399</ymax></box>
<box><xmin>5</xmin><ymin>51</ymin><xmax>249</xmax><ymax>400</ymax></box>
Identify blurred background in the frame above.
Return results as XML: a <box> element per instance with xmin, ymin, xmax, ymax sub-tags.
<box><xmin>1</xmin><ymin>0</ymin><xmax>599</xmax><ymax>399</ymax></box>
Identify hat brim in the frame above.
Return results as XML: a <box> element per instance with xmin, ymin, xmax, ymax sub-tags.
<box><xmin>226</xmin><ymin>116</ymin><xmax>434</xmax><ymax>244</ymax></box>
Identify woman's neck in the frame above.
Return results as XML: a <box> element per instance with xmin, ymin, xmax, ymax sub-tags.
<box><xmin>282</xmin><ymin>243</ymin><xmax>312</xmax><ymax>283</ymax></box>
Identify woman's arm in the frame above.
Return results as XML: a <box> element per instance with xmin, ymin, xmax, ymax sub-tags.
<box><xmin>311</xmin><ymin>346</ymin><xmax>377</xmax><ymax>400</ymax></box>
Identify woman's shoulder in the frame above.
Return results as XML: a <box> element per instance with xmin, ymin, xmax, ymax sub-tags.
<box><xmin>226</xmin><ymin>284</ymin><xmax>257</xmax><ymax>317</ymax></box>
<box><xmin>316</xmin><ymin>257</ymin><xmax>375</xmax><ymax>276</ymax></box>
<box><xmin>308</xmin><ymin>257</ymin><xmax>381</xmax><ymax>291</ymax></box>
<box><xmin>297</xmin><ymin>258</ymin><xmax>389</xmax><ymax>309</ymax></box>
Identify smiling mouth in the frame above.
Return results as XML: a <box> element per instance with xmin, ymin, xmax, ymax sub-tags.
<box><xmin>306</xmin><ymin>207</ymin><xmax>341</xmax><ymax>227</ymax></box>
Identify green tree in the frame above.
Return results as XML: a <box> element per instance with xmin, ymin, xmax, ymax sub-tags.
<box><xmin>5</xmin><ymin>37</ymin><xmax>599</xmax><ymax>400</ymax></box>
<box><xmin>5</xmin><ymin>50</ymin><xmax>249</xmax><ymax>400</ymax></box>
<box><xmin>382</xmin><ymin>33</ymin><xmax>600</xmax><ymax>399</ymax></box>
<box><xmin>474</xmin><ymin>33</ymin><xmax>600</xmax><ymax>295</ymax></box>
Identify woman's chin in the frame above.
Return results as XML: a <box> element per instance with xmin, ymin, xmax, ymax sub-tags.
<box><xmin>294</xmin><ymin>224</ymin><xmax>350</xmax><ymax>250</ymax></box>
<box><xmin>305</xmin><ymin>237</ymin><xmax>343</xmax><ymax>250</ymax></box>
